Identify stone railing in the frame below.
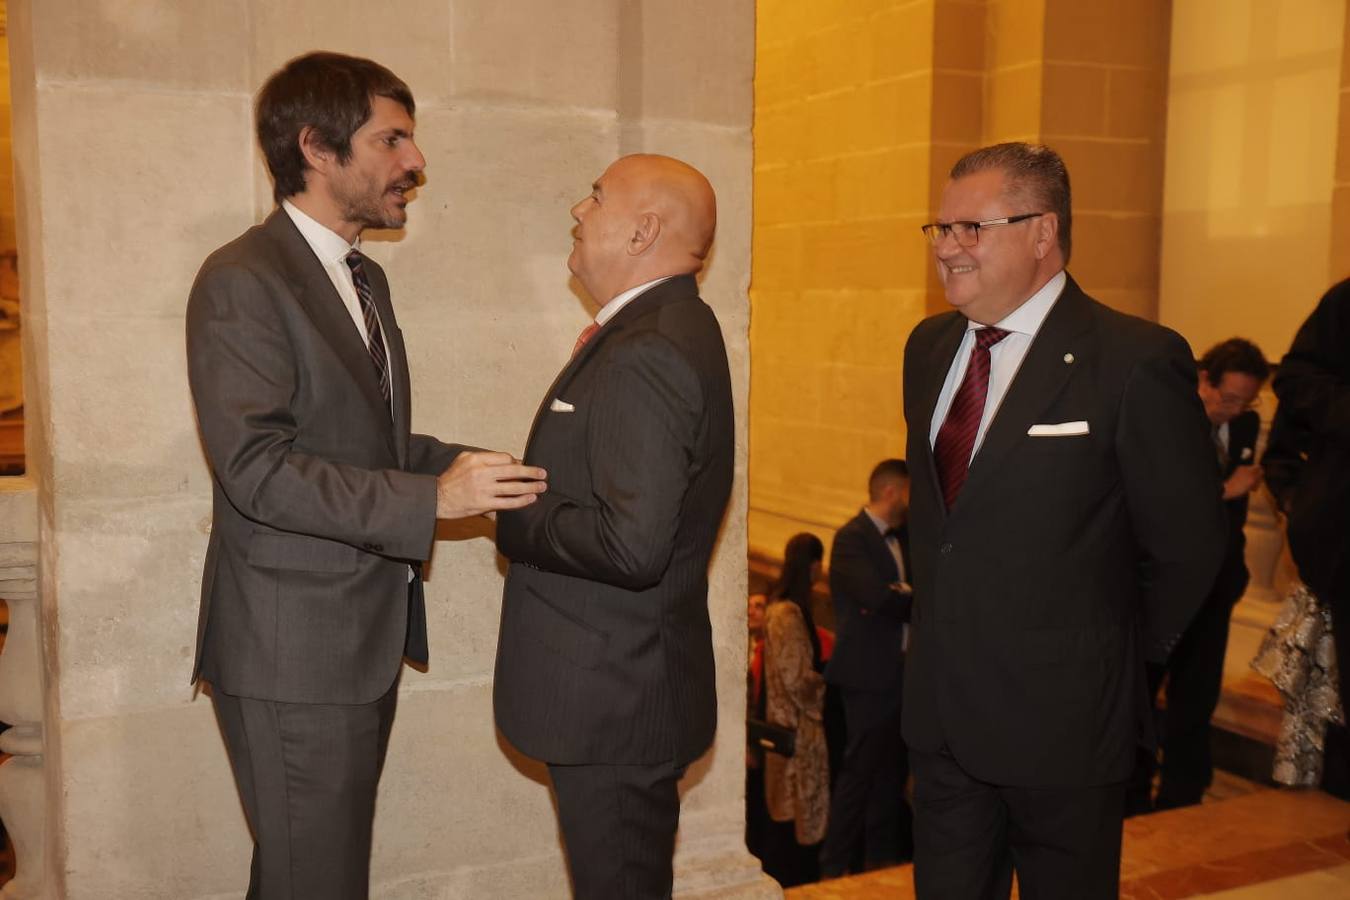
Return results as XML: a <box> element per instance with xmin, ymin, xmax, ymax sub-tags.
<box><xmin>0</xmin><ymin>476</ymin><xmax>42</xmax><ymax>899</ymax></box>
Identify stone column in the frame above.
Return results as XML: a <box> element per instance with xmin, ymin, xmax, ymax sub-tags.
<box><xmin>8</xmin><ymin>0</ymin><xmax>766</xmax><ymax>896</ymax></box>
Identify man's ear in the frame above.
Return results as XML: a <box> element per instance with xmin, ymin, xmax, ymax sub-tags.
<box><xmin>298</xmin><ymin>125</ymin><xmax>335</xmax><ymax>174</ymax></box>
<box><xmin>628</xmin><ymin>212</ymin><xmax>661</xmax><ymax>256</ymax></box>
<box><xmin>1033</xmin><ymin>212</ymin><xmax>1059</xmax><ymax>260</ymax></box>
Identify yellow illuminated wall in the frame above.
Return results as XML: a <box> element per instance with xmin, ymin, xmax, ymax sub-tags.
<box><xmin>1159</xmin><ymin>0</ymin><xmax>1346</xmax><ymax>359</ymax></box>
<box><xmin>751</xmin><ymin>1</ymin><xmax>941</xmax><ymax>559</ymax></box>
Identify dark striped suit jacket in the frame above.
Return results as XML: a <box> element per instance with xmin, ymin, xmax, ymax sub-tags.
<box><xmin>493</xmin><ymin>275</ymin><xmax>734</xmax><ymax>766</ymax></box>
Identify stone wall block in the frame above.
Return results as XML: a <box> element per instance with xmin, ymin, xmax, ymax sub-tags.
<box><xmin>46</xmin><ymin>316</ymin><xmax>208</xmax><ymax>502</ymax></box>
<box><xmin>1072</xmin><ymin>213</ymin><xmax>1162</xmax><ymax>293</ymax></box>
<box><xmin>1105</xmin><ymin>66</ymin><xmax>1169</xmax><ymax>141</ymax></box>
<box><xmin>1040</xmin><ymin>63</ymin><xmax>1109</xmax><ymax>138</ymax></box>
<box><xmin>33</xmin><ymin>0</ymin><xmax>249</xmax><ymax>90</ymax></box>
<box><xmin>51</xmin><ymin>497</ymin><xmax>207</xmax><ymax>721</ymax></box>
<box><xmin>933</xmin><ymin>0</ymin><xmax>988</xmax><ymax>72</ymax></box>
<box><xmin>637</xmin><ymin>0</ymin><xmax>754</xmax><ymax>126</ymax></box>
<box><xmin>251</xmin><ymin>0</ymin><xmax>455</xmax><ymax>107</ymax></box>
<box><xmin>870</xmin><ymin>2</ymin><xmax>937</xmax><ymax>81</ymax></box>
<box><xmin>931</xmin><ymin>71</ymin><xmax>984</xmax><ymax>142</ymax></box>
<box><xmin>1055</xmin><ymin>138</ymin><xmax>1164</xmax><ymax>215</ymax></box>
<box><xmin>985</xmin><ymin>0</ymin><xmax>1047</xmax><ymax>70</ymax></box>
<box><xmin>1044</xmin><ymin>0</ymin><xmax>1169</xmax><ymax>68</ymax></box>
<box><xmin>58</xmin><ymin>705</ymin><xmax>243</xmax><ymax>900</ymax></box>
<box><xmin>447</xmin><ymin>0</ymin><xmax>620</xmax><ymax>110</ymax></box>
<box><xmin>37</xmin><ymin>87</ymin><xmax>255</xmax><ymax>321</ymax></box>
<box><xmin>984</xmin><ymin>64</ymin><xmax>1043</xmax><ymax>142</ymax></box>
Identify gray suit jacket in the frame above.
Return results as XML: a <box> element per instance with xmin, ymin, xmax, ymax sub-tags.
<box><xmin>186</xmin><ymin>209</ymin><xmax>462</xmax><ymax>705</ymax></box>
<box><xmin>493</xmin><ymin>275</ymin><xmax>734</xmax><ymax>766</ymax></box>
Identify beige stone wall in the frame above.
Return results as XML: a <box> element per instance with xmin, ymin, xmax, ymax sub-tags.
<box><xmin>7</xmin><ymin>1</ymin><xmax>765</xmax><ymax>897</ymax></box>
<box><xmin>1160</xmin><ymin>0</ymin><xmax>1346</xmax><ymax>357</ymax></box>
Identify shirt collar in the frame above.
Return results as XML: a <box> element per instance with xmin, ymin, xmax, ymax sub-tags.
<box><xmin>595</xmin><ymin>276</ymin><xmax>675</xmax><ymax>326</ymax></box>
<box><xmin>966</xmin><ymin>269</ymin><xmax>1066</xmax><ymax>338</ymax></box>
<box><xmin>282</xmin><ymin>199</ymin><xmax>360</xmax><ymax>266</ymax></box>
<box><xmin>862</xmin><ymin>506</ymin><xmax>890</xmax><ymax>536</ymax></box>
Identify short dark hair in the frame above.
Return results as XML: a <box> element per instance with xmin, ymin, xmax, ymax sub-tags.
<box><xmin>868</xmin><ymin>458</ymin><xmax>909</xmax><ymax>501</ymax></box>
<box><xmin>951</xmin><ymin>142</ymin><xmax>1073</xmax><ymax>264</ymax></box>
<box><xmin>256</xmin><ymin>52</ymin><xmax>415</xmax><ymax>202</ymax></box>
<box><xmin>1198</xmin><ymin>338</ymin><xmax>1270</xmax><ymax>386</ymax></box>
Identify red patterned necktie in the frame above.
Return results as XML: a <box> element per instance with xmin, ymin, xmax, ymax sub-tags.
<box><xmin>933</xmin><ymin>326</ymin><xmax>1010</xmax><ymax>509</ymax></box>
<box><xmin>572</xmin><ymin>321</ymin><xmax>600</xmax><ymax>357</ymax></box>
<box><xmin>344</xmin><ymin>251</ymin><xmax>391</xmax><ymax>406</ymax></box>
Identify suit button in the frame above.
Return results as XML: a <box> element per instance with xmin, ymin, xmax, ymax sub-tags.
<box><xmin>939</xmin><ymin>543</ymin><xmax>953</xmax><ymax>554</ymax></box>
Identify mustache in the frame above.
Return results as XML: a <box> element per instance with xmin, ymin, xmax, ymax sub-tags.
<box><xmin>389</xmin><ymin>170</ymin><xmax>423</xmax><ymax>192</ymax></box>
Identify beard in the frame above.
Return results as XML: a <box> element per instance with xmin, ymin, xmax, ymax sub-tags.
<box><xmin>334</xmin><ymin>169</ymin><xmax>418</xmax><ymax>231</ymax></box>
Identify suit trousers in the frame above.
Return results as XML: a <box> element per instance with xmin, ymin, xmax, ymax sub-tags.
<box><xmin>911</xmin><ymin>748</ymin><xmax>1124</xmax><ymax>900</ymax></box>
<box><xmin>211</xmin><ymin>679</ymin><xmax>399</xmax><ymax>900</ymax></box>
<box><xmin>1156</xmin><ymin>586</ymin><xmax>1238</xmax><ymax>809</ymax></box>
<box><xmin>820</xmin><ymin>687</ymin><xmax>911</xmax><ymax>875</ymax></box>
<box><xmin>548</xmin><ymin>759</ymin><xmax>685</xmax><ymax>900</ymax></box>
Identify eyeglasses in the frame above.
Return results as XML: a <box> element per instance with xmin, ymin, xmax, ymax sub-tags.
<box><xmin>1217</xmin><ymin>392</ymin><xmax>1262</xmax><ymax>411</ymax></box>
<box><xmin>920</xmin><ymin>213</ymin><xmax>1044</xmax><ymax>247</ymax></box>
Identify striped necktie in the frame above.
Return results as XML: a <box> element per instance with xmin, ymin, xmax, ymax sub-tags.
<box><xmin>344</xmin><ymin>251</ymin><xmax>391</xmax><ymax>407</ymax></box>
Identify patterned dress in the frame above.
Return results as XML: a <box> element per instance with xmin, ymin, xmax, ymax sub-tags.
<box><xmin>763</xmin><ymin>600</ymin><xmax>830</xmax><ymax>845</ymax></box>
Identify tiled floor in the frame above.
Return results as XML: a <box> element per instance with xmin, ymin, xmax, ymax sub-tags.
<box><xmin>786</xmin><ymin>788</ymin><xmax>1350</xmax><ymax>899</ymax></box>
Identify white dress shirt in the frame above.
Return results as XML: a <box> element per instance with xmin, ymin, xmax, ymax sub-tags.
<box><xmin>281</xmin><ymin>200</ymin><xmax>391</xmax><ymax>372</ymax></box>
<box><xmin>928</xmin><ymin>270</ymin><xmax>1067</xmax><ymax>462</ymax></box>
<box><xmin>594</xmin><ymin>276</ymin><xmax>676</xmax><ymax>326</ymax></box>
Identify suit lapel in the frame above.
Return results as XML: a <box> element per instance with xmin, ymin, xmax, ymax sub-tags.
<box><xmin>264</xmin><ymin>212</ymin><xmax>395</xmax><ymax>440</ymax></box>
<box><xmin>957</xmin><ymin>277</ymin><xmax>1095</xmax><ymax>507</ymax></box>
<box><xmin>522</xmin><ymin>275</ymin><xmax>699</xmax><ymax>453</ymax></box>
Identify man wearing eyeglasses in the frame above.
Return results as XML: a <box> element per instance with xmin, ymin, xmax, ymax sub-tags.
<box><xmin>901</xmin><ymin>142</ymin><xmax>1226</xmax><ymax>899</ymax></box>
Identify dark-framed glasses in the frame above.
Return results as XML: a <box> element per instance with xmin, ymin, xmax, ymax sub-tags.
<box><xmin>920</xmin><ymin>213</ymin><xmax>1045</xmax><ymax>247</ymax></box>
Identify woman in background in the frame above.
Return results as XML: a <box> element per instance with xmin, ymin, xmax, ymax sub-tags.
<box><xmin>761</xmin><ymin>533</ymin><xmax>830</xmax><ymax>886</ymax></box>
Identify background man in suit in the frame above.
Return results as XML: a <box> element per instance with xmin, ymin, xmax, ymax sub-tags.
<box><xmin>820</xmin><ymin>458</ymin><xmax>914</xmax><ymax>876</ymax></box>
<box><xmin>1271</xmin><ymin>281</ymin><xmax>1350</xmax><ymax>797</ymax></box>
<box><xmin>493</xmin><ymin>154</ymin><xmax>733</xmax><ymax>899</ymax></box>
<box><xmin>1150</xmin><ymin>338</ymin><xmax>1269</xmax><ymax>811</ymax></box>
<box><xmin>186</xmin><ymin>52</ymin><xmax>545</xmax><ymax>899</ymax></box>
<box><xmin>902</xmin><ymin>142</ymin><xmax>1225</xmax><ymax>898</ymax></box>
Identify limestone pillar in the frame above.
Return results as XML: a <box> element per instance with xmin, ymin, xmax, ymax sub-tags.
<box><xmin>6</xmin><ymin>0</ymin><xmax>767</xmax><ymax>896</ymax></box>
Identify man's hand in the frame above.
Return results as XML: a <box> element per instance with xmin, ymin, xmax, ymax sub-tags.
<box><xmin>1222</xmin><ymin>464</ymin><xmax>1262</xmax><ymax>500</ymax></box>
<box><xmin>436</xmin><ymin>451</ymin><xmax>547</xmax><ymax>519</ymax></box>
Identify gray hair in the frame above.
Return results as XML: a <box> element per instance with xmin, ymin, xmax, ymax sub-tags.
<box><xmin>951</xmin><ymin>142</ymin><xmax>1072</xmax><ymax>263</ymax></box>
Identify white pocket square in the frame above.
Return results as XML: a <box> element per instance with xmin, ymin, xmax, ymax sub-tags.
<box><xmin>549</xmin><ymin>398</ymin><xmax>575</xmax><ymax>413</ymax></box>
<box><xmin>1027</xmin><ymin>421</ymin><xmax>1089</xmax><ymax>437</ymax></box>
<box><xmin>1241</xmin><ymin>446</ymin><xmax>1253</xmax><ymax>460</ymax></box>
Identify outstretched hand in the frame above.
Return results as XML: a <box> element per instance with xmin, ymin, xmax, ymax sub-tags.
<box><xmin>436</xmin><ymin>451</ymin><xmax>547</xmax><ymax>520</ymax></box>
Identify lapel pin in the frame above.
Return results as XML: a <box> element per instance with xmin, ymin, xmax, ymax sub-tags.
<box><xmin>1063</xmin><ymin>352</ymin><xmax>1075</xmax><ymax>364</ymax></box>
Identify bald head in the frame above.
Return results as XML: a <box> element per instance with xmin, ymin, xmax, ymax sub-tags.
<box><xmin>567</xmin><ymin>154</ymin><xmax>717</xmax><ymax>304</ymax></box>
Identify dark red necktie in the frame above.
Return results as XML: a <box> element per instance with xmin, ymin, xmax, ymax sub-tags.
<box><xmin>934</xmin><ymin>326</ymin><xmax>1010</xmax><ymax>509</ymax></box>
<box><xmin>572</xmin><ymin>321</ymin><xmax>600</xmax><ymax>357</ymax></box>
<box><xmin>344</xmin><ymin>251</ymin><xmax>391</xmax><ymax>406</ymax></box>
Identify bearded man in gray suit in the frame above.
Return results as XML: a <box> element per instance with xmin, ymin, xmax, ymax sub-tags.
<box><xmin>186</xmin><ymin>52</ymin><xmax>545</xmax><ymax>899</ymax></box>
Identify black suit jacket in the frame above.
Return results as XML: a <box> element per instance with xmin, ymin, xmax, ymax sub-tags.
<box><xmin>186</xmin><ymin>209</ymin><xmax>462</xmax><ymax>705</ymax></box>
<box><xmin>1272</xmin><ymin>278</ymin><xmax>1350</xmax><ymax>604</ymax></box>
<box><xmin>825</xmin><ymin>510</ymin><xmax>911</xmax><ymax>694</ymax></box>
<box><xmin>1211</xmin><ymin>409</ymin><xmax>1260</xmax><ymax>603</ymax></box>
<box><xmin>901</xmin><ymin>275</ymin><xmax>1226</xmax><ymax>788</ymax></box>
<box><xmin>493</xmin><ymin>276</ymin><xmax>735</xmax><ymax>766</ymax></box>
